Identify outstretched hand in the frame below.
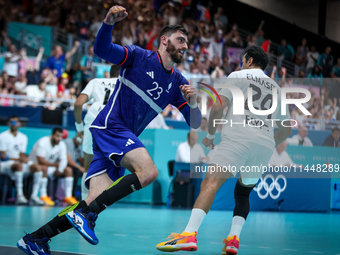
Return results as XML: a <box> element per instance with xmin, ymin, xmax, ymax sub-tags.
<box><xmin>104</xmin><ymin>5</ymin><xmax>128</xmax><ymax>25</ymax></box>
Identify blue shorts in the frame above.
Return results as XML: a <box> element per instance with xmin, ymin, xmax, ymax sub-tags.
<box><xmin>85</xmin><ymin>126</ymin><xmax>145</xmax><ymax>189</ymax></box>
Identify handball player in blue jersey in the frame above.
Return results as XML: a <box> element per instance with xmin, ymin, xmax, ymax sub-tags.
<box><xmin>17</xmin><ymin>5</ymin><xmax>201</xmax><ymax>254</ymax></box>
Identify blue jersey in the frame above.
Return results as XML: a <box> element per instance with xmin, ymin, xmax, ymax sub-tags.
<box><xmin>91</xmin><ymin>45</ymin><xmax>189</xmax><ymax>136</ymax></box>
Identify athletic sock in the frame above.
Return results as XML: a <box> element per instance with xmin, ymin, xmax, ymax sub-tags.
<box><xmin>64</xmin><ymin>177</ymin><xmax>73</xmax><ymax>198</ymax></box>
<box><xmin>228</xmin><ymin>216</ymin><xmax>245</xmax><ymax>238</ymax></box>
<box><xmin>31</xmin><ymin>171</ymin><xmax>43</xmax><ymax>197</ymax></box>
<box><xmin>82</xmin><ymin>173</ymin><xmax>142</xmax><ymax>214</ymax></box>
<box><xmin>81</xmin><ymin>172</ymin><xmax>89</xmax><ymax>200</ymax></box>
<box><xmin>184</xmin><ymin>208</ymin><xmax>206</xmax><ymax>233</ymax></box>
<box><xmin>31</xmin><ymin>200</ymin><xmax>87</xmax><ymax>239</ymax></box>
<box><xmin>40</xmin><ymin>177</ymin><xmax>48</xmax><ymax>197</ymax></box>
<box><xmin>14</xmin><ymin>171</ymin><xmax>24</xmax><ymax>197</ymax></box>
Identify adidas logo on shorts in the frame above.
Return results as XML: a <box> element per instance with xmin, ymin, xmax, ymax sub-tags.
<box><xmin>125</xmin><ymin>139</ymin><xmax>135</xmax><ymax>147</ymax></box>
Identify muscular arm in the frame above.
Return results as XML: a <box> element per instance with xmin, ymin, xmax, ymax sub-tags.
<box><xmin>93</xmin><ymin>22</ymin><xmax>126</xmax><ymax>64</ymax></box>
<box><xmin>37</xmin><ymin>156</ymin><xmax>58</xmax><ymax>167</ymax></box>
<box><xmin>274</xmin><ymin>120</ymin><xmax>292</xmax><ymax>146</ymax></box>
<box><xmin>74</xmin><ymin>94</ymin><xmax>89</xmax><ymax>124</ymax></box>
<box><xmin>207</xmin><ymin>95</ymin><xmax>229</xmax><ymax>135</ymax></box>
<box><xmin>180</xmin><ymin>105</ymin><xmax>202</xmax><ymax>129</ymax></box>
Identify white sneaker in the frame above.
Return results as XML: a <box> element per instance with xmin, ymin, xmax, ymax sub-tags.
<box><xmin>30</xmin><ymin>195</ymin><xmax>45</xmax><ymax>206</ymax></box>
<box><xmin>16</xmin><ymin>195</ymin><xmax>28</xmax><ymax>205</ymax></box>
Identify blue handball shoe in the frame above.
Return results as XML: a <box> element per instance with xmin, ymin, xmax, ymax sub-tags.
<box><xmin>66</xmin><ymin>208</ymin><xmax>99</xmax><ymax>245</ymax></box>
<box><xmin>17</xmin><ymin>233</ymin><xmax>51</xmax><ymax>255</ymax></box>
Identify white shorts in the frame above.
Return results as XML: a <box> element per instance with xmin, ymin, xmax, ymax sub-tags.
<box><xmin>210</xmin><ymin>138</ymin><xmax>273</xmax><ymax>184</ymax></box>
<box><xmin>0</xmin><ymin>160</ymin><xmax>33</xmax><ymax>179</ymax></box>
<box><xmin>47</xmin><ymin>166</ymin><xmax>57</xmax><ymax>177</ymax></box>
<box><xmin>83</xmin><ymin>124</ymin><xmax>93</xmax><ymax>155</ymax></box>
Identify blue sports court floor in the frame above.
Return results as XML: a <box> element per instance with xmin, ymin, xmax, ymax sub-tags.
<box><xmin>0</xmin><ymin>204</ymin><xmax>339</xmax><ymax>255</ymax></box>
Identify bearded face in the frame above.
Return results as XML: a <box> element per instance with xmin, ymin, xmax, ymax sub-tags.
<box><xmin>166</xmin><ymin>40</ymin><xmax>184</xmax><ymax>64</ymax></box>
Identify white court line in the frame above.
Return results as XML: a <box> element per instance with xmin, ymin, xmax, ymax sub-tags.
<box><xmin>284</xmin><ymin>249</ymin><xmax>298</xmax><ymax>251</ymax></box>
<box><xmin>258</xmin><ymin>246</ymin><xmax>271</xmax><ymax>249</ymax></box>
<box><xmin>137</xmin><ymin>236</ymin><xmax>151</xmax><ymax>239</ymax></box>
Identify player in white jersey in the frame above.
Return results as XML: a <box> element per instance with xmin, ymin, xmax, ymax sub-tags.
<box><xmin>0</xmin><ymin>116</ymin><xmax>44</xmax><ymax>205</ymax></box>
<box><xmin>73</xmin><ymin>65</ymin><xmax>121</xmax><ymax>199</ymax></box>
<box><xmin>157</xmin><ymin>46</ymin><xmax>292</xmax><ymax>254</ymax></box>
<box><xmin>29</xmin><ymin>127</ymin><xmax>77</xmax><ymax>206</ymax></box>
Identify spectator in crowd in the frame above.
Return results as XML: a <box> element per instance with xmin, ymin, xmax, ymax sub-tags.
<box><xmin>317</xmin><ymin>46</ymin><xmax>333</xmax><ymax>70</ymax></box>
<box><xmin>306</xmin><ymin>45</ymin><xmax>319</xmax><ymax>74</ymax></box>
<box><xmin>308</xmin><ymin>65</ymin><xmax>323</xmax><ymax>87</ymax></box>
<box><xmin>89</xmin><ymin>14</ymin><xmax>102</xmax><ymax>41</ymax></box>
<box><xmin>271</xmin><ymin>66</ymin><xmax>286</xmax><ymax>84</ymax></box>
<box><xmin>135</xmin><ymin>31</ymin><xmax>147</xmax><ymax>49</ymax></box>
<box><xmin>323</xmin><ymin>127</ymin><xmax>340</xmax><ymax>148</ymax></box>
<box><xmin>332</xmin><ymin>57</ymin><xmax>340</xmax><ymax>78</ymax></box>
<box><xmin>14</xmin><ymin>73</ymin><xmax>27</xmax><ymax>94</ymax></box>
<box><xmin>45</xmin><ymin>41</ymin><xmax>80</xmax><ymax>78</ymax></box>
<box><xmin>288</xmin><ymin>125</ymin><xmax>313</xmax><ymax>146</ymax></box>
<box><xmin>25</xmin><ymin>47</ymin><xmax>45</xmax><ymax>85</ymax></box>
<box><xmin>79</xmin><ymin>45</ymin><xmax>99</xmax><ymax>87</ymax></box>
<box><xmin>295</xmin><ymin>38</ymin><xmax>308</xmax><ymax>69</ymax></box>
<box><xmin>278</xmin><ymin>39</ymin><xmax>295</xmax><ymax>61</ymax></box>
<box><xmin>3</xmin><ymin>44</ymin><xmax>23</xmax><ymax>78</ymax></box>
<box><xmin>214</xmin><ymin>7</ymin><xmax>228</xmax><ymax>29</ymax></box>
<box><xmin>0</xmin><ymin>115</ymin><xmax>44</xmax><ymax>205</ymax></box>
<box><xmin>255</xmin><ymin>20</ymin><xmax>265</xmax><ymax>46</ymax></box>
<box><xmin>34</xmin><ymin>80</ymin><xmax>47</xmax><ymax>102</ymax></box>
<box><xmin>76</xmin><ymin>12</ymin><xmax>91</xmax><ymax>40</ymax></box>
<box><xmin>268</xmin><ymin>140</ymin><xmax>295</xmax><ymax>166</ymax></box>
<box><xmin>57</xmin><ymin>72</ymin><xmax>70</xmax><ymax>98</ymax></box>
<box><xmin>28</xmin><ymin>127</ymin><xmax>78</xmax><ymax>206</ymax></box>
<box><xmin>175</xmin><ymin>131</ymin><xmax>206</xmax><ymax>163</ymax></box>
<box><xmin>197</xmin><ymin>117</ymin><xmax>208</xmax><ymax>132</ymax></box>
<box><xmin>64</xmin><ymin>133</ymin><xmax>84</xmax><ymax>200</ymax></box>
<box><xmin>40</xmin><ymin>67</ymin><xmax>58</xmax><ymax>85</ymax></box>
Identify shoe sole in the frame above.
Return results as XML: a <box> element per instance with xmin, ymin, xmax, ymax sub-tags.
<box><xmin>225</xmin><ymin>248</ymin><xmax>238</xmax><ymax>255</ymax></box>
<box><xmin>65</xmin><ymin>211</ymin><xmax>99</xmax><ymax>245</ymax></box>
<box><xmin>156</xmin><ymin>243</ymin><xmax>198</xmax><ymax>252</ymax></box>
<box><xmin>16</xmin><ymin>239</ymin><xmax>33</xmax><ymax>255</ymax></box>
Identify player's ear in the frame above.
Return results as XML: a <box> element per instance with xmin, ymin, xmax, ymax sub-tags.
<box><xmin>161</xmin><ymin>35</ymin><xmax>168</xmax><ymax>46</ymax></box>
<box><xmin>248</xmin><ymin>57</ymin><xmax>253</xmax><ymax>66</ymax></box>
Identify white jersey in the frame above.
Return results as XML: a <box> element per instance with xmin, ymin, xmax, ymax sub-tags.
<box><xmin>219</xmin><ymin>69</ymin><xmax>289</xmax><ymax>149</ymax></box>
<box><xmin>81</xmin><ymin>78</ymin><xmax>117</xmax><ymax>126</ymax></box>
<box><xmin>0</xmin><ymin>130</ymin><xmax>28</xmax><ymax>158</ymax></box>
<box><xmin>28</xmin><ymin>136</ymin><xmax>67</xmax><ymax>172</ymax></box>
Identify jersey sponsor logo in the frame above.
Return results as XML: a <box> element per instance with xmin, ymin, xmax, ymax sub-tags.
<box><xmin>166</xmin><ymin>82</ymin><xmax>172</xmax><ymax>93</ymax></box>
<box><xmin>253</xmin><ymin>174</ymin><xmax>287</xmax><ymax>199</ymax></box>
<box><xmin>13</xmin><ymin>144</ymin><xmax>20</xmax><ymax>151</ymax></box>
<box><xmin>146</xmin><ymin>71</ymin><xmax>154</xmax><ymax>79</ymax></box>
<box><xmin>125</xmin><ymin>139</ymin><xmax>135</xmax><ymax>147</ymax></box>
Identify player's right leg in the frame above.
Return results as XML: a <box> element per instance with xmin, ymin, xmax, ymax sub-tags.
<box><xmin>81</xmin><ymin>152</ymin><xmax>93</xmax><ymax>200</ymax></box>
<box><xmin>156</xmin><ymin>167</ymin><xmax>231</xmax><ymax>252</ymax></box>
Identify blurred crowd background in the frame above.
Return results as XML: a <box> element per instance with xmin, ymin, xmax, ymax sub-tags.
<box><xmin>0</xmin><ymin>0</ymin><xmax>340</xmax><ymax>130</ymax></box>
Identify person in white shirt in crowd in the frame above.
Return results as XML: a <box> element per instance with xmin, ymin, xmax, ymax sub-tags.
<box><xmin>175</xmin><ymin>130</ymin><xmax>206</xmax><ymax>163</ymax></box>
<box><xmin>306</xmin><ymin>45</ymin><xmax>319</xmax><ymax>74</ymax></box>
<box><xmin>29</xmin><ymin>127</ymin><xmax>77</xmax><ymax>206</ymax></box>
<box><xmin>14</xmin><ymin>73</ymin><xmax>27</xmax><ymax>94</ymax></box>
<box><xmin>0</xmin><ymin>115</ymin><xmax>44</xmax><ymax>205</ymax></box>
<box><xmin>74</xmin><ymin>65</ymin><xmax>120</xmax><ymax>199</ymax></box>
<box><xmin>268</xmin><ymin>140</ymin><xmax>295</xmax><ymax>167</ymax></box>
<box><xmin>64</xmin><ymin>134</ymin><xmax>85</xmax><ymax>200</ymax></box>
<box><xmin>287</xmin><ymin>125</ymin><xmax>313</xmax><ymax>147</ymax></box>
<box><xmin>3</xmin><ymin>44</ymin><xmax>23</xmax><ymax>78</ymax></box>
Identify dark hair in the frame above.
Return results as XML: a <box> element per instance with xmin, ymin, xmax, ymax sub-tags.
<box><xmin>9</xmin><ymin>115</ymin><xmax>19</xmax><ymax>121</ymax></box>
<box><xmin>244</xmin><ymin>45</ymin><xmax>268</xmax><ymax>70</ymax></box>
<box><xmin>157</xmin><ymin>25</ymin><xmax>189</xmax><ymax>48</ymax></box>
<box><xmin>52</xmin><ymin>127</ymin><xmax>63</xmax><ymax>135</ymax></box>
<box><xmin>332</xmin><ymin>127</ymin><xmax>340</xmax><ymax>133</ymax></box>
<box><xmin>110</xmin><ymin>65</ymin><xmax>121</xmax><ymax>78</ymax></box>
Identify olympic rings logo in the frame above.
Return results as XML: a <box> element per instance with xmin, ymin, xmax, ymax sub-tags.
<box><xmin>253</xmin><ymin>174</ymin><xmax>287</xmax><ymax>199</ymax></box>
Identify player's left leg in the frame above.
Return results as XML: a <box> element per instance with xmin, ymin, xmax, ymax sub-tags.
<box><xmin>27</xmin><ymin>163</ymin><xmax>45</xmax><ymax>205</ymax></box>
<box><xmin>17</xmin><ymin>172</ymin><xmax>115</xmax><ymax>254</ymax></box>
<box><xmin>12</xmin><ymin>162</ymin><xmax>28</xmax><ymax>205</ymax></box>
<box><xmin>223</xmin><ymin>144</ymin><xmax>273</xmax><ymax>255</ymax></box>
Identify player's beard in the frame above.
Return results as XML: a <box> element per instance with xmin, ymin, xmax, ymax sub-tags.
<box><xmin>166</xmin><ymin>40</ymin><xmax>183</xmax><ymax>64</ymax></box>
